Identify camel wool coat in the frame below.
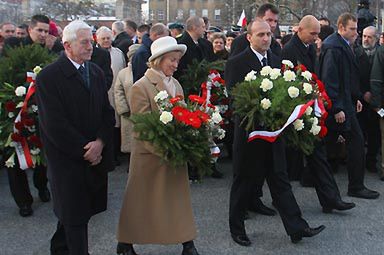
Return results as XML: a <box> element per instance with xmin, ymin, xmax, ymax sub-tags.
<box><xmin>117</xmin><ymin>68</ymin><xmax>197</xmax><ymax>244</ymax></box>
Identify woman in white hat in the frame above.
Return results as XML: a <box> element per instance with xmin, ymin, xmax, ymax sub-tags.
<box><xmin>116</xmin><ymin>36</ymin><xmax>200</xmax><ymax>255</ymax></box>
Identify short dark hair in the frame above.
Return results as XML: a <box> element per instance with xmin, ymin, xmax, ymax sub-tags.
<box><xmin>30</xmin><ymin>14</ymin><xmax>50</xmax><ymax>28</ymax></box>
<box><xmin>138</xmin><ymin>24</ymin><xmax>150</xmax><ymax>33</ymax></box>
<box><xmin>124</xmin><ymin>20</ymin><xmax>137</xmax><ymax>31</ymax></box>
<box><xmin>256</xmin><ymin>3</ymin><xmax>279</xmax><ymax>18</ymax></box>
<box><xmin>337</xmin><ymin>13</ymin><xmax>357</xmax><ymax>28</ymax></box>
<box><xmin>17</xmin><ymin>23</ymin><xmax>29</xmax><ymax>30</ymax></box>
<box><xmin>318</xmin><ymin>25</ymin><xmax>334</xmax><ymax>41</ymax></box>
<box><xmin>319</xmin><ymin>16</ymin><xmax>331</xmax><ymax>25</ymax></box>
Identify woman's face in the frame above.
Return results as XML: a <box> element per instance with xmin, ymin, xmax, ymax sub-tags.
<box><xmin>159</xmin><ymin>51</ymin><xmax>183</xmax><ymax>76</ymax></box>
<box><xmin>213</xmin><ymin>38</ymin><xmax>225</xmax><ymax>53</ymax></box>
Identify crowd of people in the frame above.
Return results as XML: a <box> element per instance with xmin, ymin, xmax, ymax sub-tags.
<box><xmin>1</xmin><ymin>2</ymin><xmax>384</xmax><ymax>255</ymax></box>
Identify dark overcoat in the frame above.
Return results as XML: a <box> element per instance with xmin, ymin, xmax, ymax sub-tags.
<box><xmin>225</xmin><ymin>46</ymin><xmax>281</xmax><ymax>177</ymax></box>
<box><xmin>35</xmin><ymin>54</ymin><xmax>115</xmax><ymax>225</ymax></box>
<box><xmin>319</xmin><ymin>32</ymin><xmax>361</xmax><ymax>132</ymax></box>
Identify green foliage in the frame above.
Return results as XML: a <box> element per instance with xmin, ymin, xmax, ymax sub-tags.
<box><xmin>0</xmin><ymin>44</ymin><xmax>57</xmax><ymax>87</ymax></box>
<box><xmin>178</xmin><ymin>59</ymin><xmax>226</xmax><ymax>96</ymax></box>
<box><xmin>130</xmin><ymin>112</ymin><xmax>212</xmax><ymax>176</ymax></box>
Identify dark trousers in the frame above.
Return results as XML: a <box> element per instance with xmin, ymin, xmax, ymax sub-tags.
<box><xmin>305</xmin><ymin>141</ymin><xmax>342</xmax><ymax>207</ymax></box>
<box><xmin>51</xmin><ymin>221</ymin><xmax>88</xmax><ymax>255</ymax></box>
<box><xmin>357</xmin><ymin>107</ymin><xmax>381</xmax><ymax>169</ymax></box>
<box><xmin>6</xmin><ymin>164</ymin><xmax>48</xmax><ymax>208</ymax></box>
<box><xmin>229</xmin><ymin>139</ymin><xmax>309</xmax><ymax>236</ymax></box>
<box><xmin>326</xmin><ymin>114</ymin><xmax>366</xmax><ymax>192</ymax></box>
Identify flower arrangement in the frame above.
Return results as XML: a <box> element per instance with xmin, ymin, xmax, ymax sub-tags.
<box><xmin>0</xmin><ymin>66</ymin><xmax>45</xmax><ymax>169</ymax></box>
<box><xmin>130</xmin><ymin>90</ymin><xmax>226</xmax><ymax>175</ymax></box>
<box><xmin>231</xmin><ymin>60</ymin><xmax>331</xmax><ymax>155</ymax></box>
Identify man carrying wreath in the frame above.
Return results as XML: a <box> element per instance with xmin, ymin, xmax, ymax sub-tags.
<box><xmin>226</xmin><ymin>19</ymin><xmax>325</xmax><ymax>246</ymax></box>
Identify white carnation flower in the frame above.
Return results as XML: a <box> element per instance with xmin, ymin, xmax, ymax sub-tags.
<box><xmin>282</xmin><ymin>60</ymin><xmax>294</xmax><ymax>68</ymax></box>
<box><xmin>283</xmin><ymin>70</ymin><xmax>296</xmax><ymax>82</ymax></box>
<box><xmin>269</xmin><ymin>68</ymin><xmax>281</xmax><ymax>80</ymax></box>
<box><xmin>288</xmin><ymin>86</ymin><xmax>300</xmax><ymax>98</ymax></box>
<box><xmin>303</xmin><ymin>82</ymin><xmax>313</xmax><ymax>94</ymax></box>
<box><xmin>260</xmin><ymin>66</ymin><xmax>273</xmax><ymax>76</ymax></box>
<box><xmin>212</xmin><ymin>112</ymin><xmax>223</xmax><ymax>124</ymax></box>
<box><xmin>8</xmin><ymin>112</ymin><xmax>15</xmax><ymax>118</ymax></box>
<box><xmin>159</xmin><ymin>111</ymin><xmax>173</xmax><ymax>124</ymax></box>
<box><xmin>260</xmin><ymin>78</ymin><xmax>273</xmax><ymax>92</ymax></box>
<box><xmin>301</xmin><ymin>71</ymin><xmax>312</xmax><ymax>81</ymax></box>
<box><xmin>310</xmin><ymin>124</ymin><xmax>321</xmax><ymax>135</ymax></box>
<box><xmin>5</xmin><ymin>154</ymin><xmax>15</xmax><ymax>168</ymax></box>
<box><xmin>217</xmin><ymin>128</ymin><xmax>226</xmax><ymax>140</ymax></box>
<box><xmin>33</xmin><ymin>66</ymin><xmax>42</xmax><ymax>74</ymax></box>
<box><xmin>15</xmin><ymin>86</ymin><xmax>26</xmax><ymax>97</ymax></box>
<box><xmin>244</xmin><ymin>70</ymin><xmax>257</xmax><ymax>81</ymax></box>
<box><xmin>260</xmin><ymin>98</ymin><xmax>272</xmax><ymax>110</ymax></box>
<box><xmin>154</xmin><ymin>90</ymin><xmax>169</xmax><ymax>102</ymax></box>
<box><xmin>293</xmin><ymin>119</ymin><xmax>304</xmax><ymax>131</ymax></box>
<box><xmin>305</xmin><ymin>106</ymin><xmax>313</xmax><ymax>116</ymax></box>
<box><xmin>310</xmin><ymin>117</ymin><xmax>319</xmax><ymax>125</ymax></box>
<box><xmin>30</xmin><ymin>148</ymin><xmax>41</xmax><ymax>155</ymax></box>
<box><xmin>31</xmin><ymin>105</ymin><xmax>38</xmax><ymax>112</ymax></box>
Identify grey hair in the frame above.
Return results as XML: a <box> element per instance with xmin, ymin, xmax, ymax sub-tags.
<box><xmin>62</xmin><ymin>20</ymin><xmax>91</xmax><ymax>43</ymax></box>
<box><xmin>112</xmin><ymin>21</ymin><xmax>125</xmax><ymax>33</ymax></box>
<box><xmin>96</xmin><ymin>26</ymin><xmax>112</xmax><ymax>37</ymax></box>
<box><xmin>149</xmin><ymin>23</ymin><xmax>169</xmax><ymax>36</ymax></box>
<box><xmin>186</xmin><ymin>16</ymin><xmax>202</xmax><ymax>31</ymax></box>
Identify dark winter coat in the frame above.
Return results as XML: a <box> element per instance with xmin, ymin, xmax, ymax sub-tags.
<box><xmin>132</xmin><ymin>33</ymin><xmax>152</xmax><ymax>82</ymax></box>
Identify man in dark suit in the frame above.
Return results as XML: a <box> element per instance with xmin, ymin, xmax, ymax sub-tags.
<box><xmin>91</xmin><ymin>45</ymin><xmax>113</xmax><ymax>89</ymax></box>
<box><xmin>282</xmin><ymin>15</ymin><xmax>355</xmax><ymax>213</ymax></box>
<box><xmin>227</xmin><ymin>19</ymin><xmax>325</xmax><ymax>246</ymax></box>
<box><xmin>174</xmin><ymin>15</ymin><xmax>216</xmax><ymax>81</ymax></box>
<box><xmin>319</xmin><ymin>13</ymin><xmax>379</xmax><ymax>199</ymax></box>
<box><xmin>112</xmin><ymin>21</ymin><xmax>133</xmax><ymax>63</ymax></box>
<box><xmin>36</xmin><ymin>20</ymin><xmax>115</xmax><ymax>255</ymax></box>
<box><xmin>229</xmin><ymin>3</ymin><xmax>281</xmax><ymax>58</ymax></box>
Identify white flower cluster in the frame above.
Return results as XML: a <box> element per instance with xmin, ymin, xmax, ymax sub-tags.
<box><xmin>288</xmin><ymin>86</ymin><xmax>299</xmax><ymax>98</ymax></box>
<box><xmin>244</xmin><ymin>70</ymin><xmax>257</xmax><ymax>81</ymax></box>
<box><xmin>283</xmin><ymin>70</ymin><xmax>296</xmax><ymax>82</ymax></box>
<box><xmin>159</xmin><ymin>111</ymin><xmax>173</xmax><ymax>124</ymax></box>
<box><xmin>154</xmin><ymin>90</ymin><xmax>169</xmax><ymax>102</ymax></box>
<box><xmin>293</xmin><ymin>119</ymin><xmax>304</xmax><ymax>131</ymax></box>
<box><xmin>260</xmin><ymin>66</ymin><xmax>273</xmax><ymax>76</ymax></box>
<box><xmin>260</xmin><ymin>78</ymin><xmax>273</xmax><ymax>92</ymax></box>
<box><xmin>282</xmin><ymin>60</ymin><xmax>294</xmax><ymax>68</ymax></box>
<box><xmin>217</xmin><ymin>128</ymin><xmax>226</xmax><ymax>140</ymax></box>
<box><xmin>301</xmin><ymin>71</ymin><xmax>312</xmax><ymax>81</ymax></box>
<box><xmin>309</xmin><ymin>116</ymin><xmax>321</xmax><ymax>135</ymax></box>
<box><xmin>33</xmin><ymin>66</ymin><xmax>42</xmax><ymax>74</ymax></box>
<box><xmin>15</xmin><ymin>86</ymin><xmax>26</xmax><ymax>97</ymax></box>
<box><xmin>30</xmin><ymin>148</ymin><xmax>41</xmax><ymax>155</ymax></box>
<box><xmin>5</xmin><ymin>154</ymin><xmax>15</xmax><ymax>168</ymax></box>
<box><xmin>303</xmin><ymin>83</ymin><xmax>313</xmax><ymax>94</ymax></box>
<box><xmin>269</xmin><ymin>68</ymin><xmax>281</xmax><ymax>80</ymax></box>
<box><xmin>260</xmin><ymin>98</ymin><xmax>271</xmax><ymax>110</ymax></box>
<box><xmin>154</xmin><ymin>90</ymin><xmax>172</xmax><ymax>111</ymax></box>
<box><xmin>212</xmin><ymin>112</ymin><xmax>223</xmax><ymax>124</ymax></box>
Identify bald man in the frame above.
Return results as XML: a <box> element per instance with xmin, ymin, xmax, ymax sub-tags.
<box><xmin>282</xmin><ymin>15</ymin><xmax>356</xmax><ymax>213</ymax></box>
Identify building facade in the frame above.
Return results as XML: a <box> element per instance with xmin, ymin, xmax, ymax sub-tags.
<box><xmin>116</xmin><ymin>0</ymin><xmax>143</xmax><ymax>23</ymax></box>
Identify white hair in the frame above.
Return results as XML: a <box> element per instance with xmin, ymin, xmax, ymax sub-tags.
<box><xmin>62</xmin><ymin>20</ymin><xmax>91</xmax><ymax>44</ymax></box>
<box><xmin>96</xmin><ymin>26</ymin><xmax>112</xmax><ymax>37</ymax></box>
<box><xmin>112</xmin><ymin>21</ymin><xmax>125</xmax><ymax>33</ymax></box>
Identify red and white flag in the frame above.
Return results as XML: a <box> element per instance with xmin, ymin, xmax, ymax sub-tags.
<box><xmin>237</xmin><ymin>10</ymin><xmax>247</xmax><ymax>27</ymax></box>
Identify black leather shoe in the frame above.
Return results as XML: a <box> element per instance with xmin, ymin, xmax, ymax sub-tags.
<box><xmin>116</xmin><ymin>242</ymin><xmax>137</xmax><ymax>255</ymax></box>
<box><xmin>19</xmin><ymin>205</ymin><xmax>33</xmax><ymax>217</ymax></box>
<box><xmin>348</xmin><ymin>188</ymin><xmax>380</xmax><ymax>199</ymax></box>
<box><xmin>181</xmin><ymin>246</ymin><xmax>200</xmax><ymax>255</ymax></box>
<box><xmin>249</xmin><ymin>199</ymin><xmax>276</xmax><ymax>216</ymax></box>
<box><xmin>39</xmin><ymin>188</ymin><xmax>51</xmax><ymax>202</ymax></box>
<box><xmin>290</xmin><ymin>225</ymin><xmax>325</xmax><ymax>243</ymax></box>
<box><xmin>322</xmin><ymin>200</ymin><xmax>356</xmax><ymax>213</ymax></box>
<box><xmin>231</xmin><ymin>234</ymin><xmax>251</xmax><ymax>246</ymax></box>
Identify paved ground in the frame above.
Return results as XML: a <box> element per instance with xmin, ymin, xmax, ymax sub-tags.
<box><xmin>1</xmin><ymin>157</ymin><xmax>384</xmax><ymax>255</ymax></box>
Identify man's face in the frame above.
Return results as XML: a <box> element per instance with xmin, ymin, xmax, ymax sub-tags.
<box><xmin>1</xmin><ymin>24</ymin><xmax>16</xmax><ymax>39</ymax></box>
<box><xmin>96</xmin><ymin>31</ymin><xmax>112</xmax><ymax>49</ymax></box>
<box><xmin>136</xmin><ymin>30</ymin><xmax>147</xmax><ymax>44</ymax></box>
<box><xmin>362</xmin><ymin>29</ymin><xmax>377</xmax><ymax>49</ymax></box>
<box><xmin>194</xmin><ymin>19</ymin><xmax>206</xmax><ymax>38</ymax></box>
<box><xmin>29</xmin><ymin>22</ymin><xmax>49</xmax><ymax>44</ymax></box>
<box><xmin>339</xmin><ymin>20</ymin><xmax>358</xmax><ymax>44</ymax></box>
<box><xmin>262</xmin><ymin>10</ymin><xmax>279</xmax><ymax>33</ymax></box>
<box><xmin>15</xmin><ymin>27</ymin><xmax>27</xmax><ymax>38</ymax></box>
<box><xmin>65</xmin><ymin>29</ymin><xmax>93</xmax><ymax>63</ymax></box>
<box><xmin>125</xmin><ymin>25</ymin><xmax>136</xmax><ymax>37</ymax></box>
<box><xmin>247</xmin><ymin>21</ymin><xmax>272</xmax><ymax>54</ymax></box>
<box><xmin>298</xmin><ymin>23</ymin><xmax>320</xmax><ymax>44</ymax></box>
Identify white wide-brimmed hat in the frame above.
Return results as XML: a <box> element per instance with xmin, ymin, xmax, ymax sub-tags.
<box><xmin>149</xmin><ymin>36</ymin><xmax>187</xmax><ymax>62</ymax></box>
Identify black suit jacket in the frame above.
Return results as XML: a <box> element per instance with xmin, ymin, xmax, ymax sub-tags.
<box><xmin>112</xmin><ymin>31</ymin><xmax>133</xmax><ymax>62</ymax></box>
<box><xmin>229</xmin><ymin>33</ymin><xmax>282</xmax><ymax>59</ymax></box>
<box><xmin>36</xmin><ymin>54</ymin><xmax>115</xmax><ymax>225</ymax></box>
<box><xmin>281</xmin><ymin>33</ymin><xmax>317</xmax><ymax>73</ymax></box>
<box><xmin>226</xmin><ymin>47</ymin><xmax>281</xmax><ymax>177</ymax></box>
<box><xmin>91</xmin><ymin>46</ymin><xmax>113</xmax><ymax>89</ymax></box>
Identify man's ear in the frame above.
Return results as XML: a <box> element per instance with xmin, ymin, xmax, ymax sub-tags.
<box><xmin>246</xmin><ymin>33</ymin><xmax>252</xmax><ymax>43</ymax></box>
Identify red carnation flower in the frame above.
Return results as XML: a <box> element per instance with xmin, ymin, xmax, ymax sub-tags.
<box><xmin>24</xmin><ymin>118</ymin><xmax>35</xmax><ymax>126</ymax></box>
<box><xmin>195</xmin><ymin>110</ymin><xmax>210</xmax><ymax>123</ymax></box>
<box><xmin>169</xmin><ymin>95</ymin><xmax>183</xmax><ymax>104</ymax></box>
<box><xmin>172</xmin><ymin>106</ymin><xmax>188</xmax><ymax>122</ymax></box>
<box><xmin>5</xmin><ymin>101</ymin><xmax>16</xmax><ymax>112</ymax></box>
<box><xmin>11</xmin><ymin>133</ymin><xmax>23</xmax><ymax>142</ymax></box>
<box><xmin>15</xmin><ymin>121</ymin><xmax>25</xmax><ymax>130</ymax></box>
<box><xmin>295</xmin><ymin>64</ymin><xmax>307</xmax><ymax>72</ymax></box>
<box><xmin>319</xmin><ymin>126</ymin><xmax>328</xmax><ymax>138</ymax></box>
<box><xmin>185</xmin><ymin>112</ymin><xmax>202</xmax><ymax>129</ymax></box>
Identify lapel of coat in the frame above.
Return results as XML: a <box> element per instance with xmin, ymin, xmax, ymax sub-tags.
<box><xmin>144</xmin><ymin>69</ymin><xmax>170</xmax><ymax>95</ymax></box>
<box><xmin>58</xmin><ymin>54</ymin><xmax>90</xmax><ymax>92</ymax></box>
<box><xmin>244</xmin><ymin>47</ymin><xmax>262</xmax><ymax>72</ymax></box>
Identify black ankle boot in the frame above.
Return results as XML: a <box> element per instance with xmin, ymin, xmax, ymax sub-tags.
<box><xmin>116</xmin><ymin>242</ymin><xmax>137</xmax><ymax>255</ymax></box>
<box><xmin>182</xmin><ymin>241</ymin><xmax>200</xmax><ymax>255</ymax></box>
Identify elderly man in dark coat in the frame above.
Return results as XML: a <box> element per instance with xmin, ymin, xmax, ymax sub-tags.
<box><xmin>227</xmin><ymin>19</ymin><xmax>325</xmax><ymax>247</ymax></box>
<box><xmin>319</xmin><ymin>13</ymin><xmax>379</xmax><ymax>199</ymax></box>
<box><xmin>36</xmin><ymin>20</ymin><xmax>115</xmax><ymax>255</ymax></box>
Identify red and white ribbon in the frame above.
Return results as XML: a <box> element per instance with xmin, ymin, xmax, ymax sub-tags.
<box><xmin>248</xmin><ymin>100</ymin><xmax>315</xmax><ymax>143</ymax></box>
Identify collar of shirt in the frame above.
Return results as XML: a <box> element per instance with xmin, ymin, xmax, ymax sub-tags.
<box><xmin>340</xmin><ymin>35</ymin><xmax>350</xmax><ymax>46</ymax></box>
<box><xmin>67</xmin><ymin>56</ymin><xmax>85</xmax><ymax>70</ymax></box>
<box><xmin>250</xmin><ymin>46</ymin><xmax>267</xmax><ymax>65</ymax></box>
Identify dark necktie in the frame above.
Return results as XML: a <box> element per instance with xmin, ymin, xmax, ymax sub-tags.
<box><xmin>78</xmin><ymin>65</ymin><xmax>89</xmax><ymax>88</ymax></box>
<box><xmin>261</xmin><ymin>57</ymin><xmax>268</xmax><ymax>67</ymax></box>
